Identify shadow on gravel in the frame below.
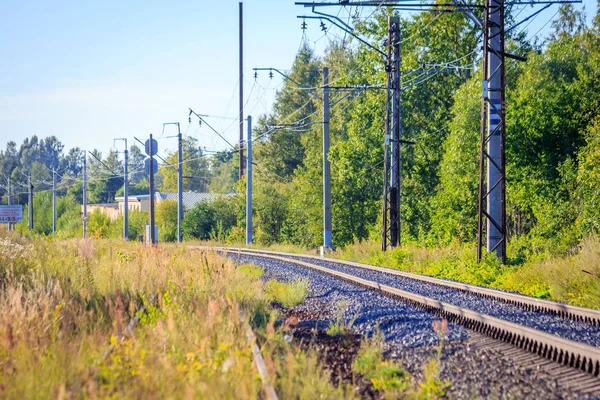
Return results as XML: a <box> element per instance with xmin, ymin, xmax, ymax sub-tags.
<box><xmin>273</xmin><ymin>302</ymin><xmax>383</xmax><ymax>400</ymax></box>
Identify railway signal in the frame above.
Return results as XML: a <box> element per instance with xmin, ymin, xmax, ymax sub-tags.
<box><xmin>145</xmin><ymin>135</ymin><xmax>158</xmax><ymax>245</ymax></box>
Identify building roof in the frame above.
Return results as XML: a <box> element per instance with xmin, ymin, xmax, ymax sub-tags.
<box><xmin>159</xmin><ymin>192</ymin><xmax>232</xmax><ymax>210</ymax></box>
<box><xmin>115</xmin><ymin>192</ymin><xmax>233</xmax><ymax>210</ymax></box>
<box><xmin>87</xmin><ymin>203</ymin><xmax>119</xmax><ymax>209</ymax></box>
<box><xmin>115</xmin><ymin>195</ymin><xmax>151</xmax><ymax>202</ymax></box>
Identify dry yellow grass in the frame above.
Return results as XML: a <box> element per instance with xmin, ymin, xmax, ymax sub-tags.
<box><xmin>0</xmin><ymin>236</ymin><xmax>353</xmax><ymax>398</ymax></box>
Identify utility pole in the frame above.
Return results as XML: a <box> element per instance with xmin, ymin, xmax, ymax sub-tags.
<box><xmin>114</xmin><ymin>138</ymin><xmax>129</xmax><ymax>240</ymax></box>
<box><xmin>28</xmin><ymin>173</ymin><xmax>33</xmax><ymax>231</ymax></box>
<box><xmin>161</xmin><ymin>123</ymin><xmax>183</xmax><ymax>243</ymax></box>
<box><xmin>177</xmin><ymin>124</ymin><xmax>183</xmax><ymax>243</ymax></box>
<box><xmin>246</xmin><ymin>115</ymin><xmax>253</xmax><ymax>245</ymax></box>
<box><xmin>52</xmin><ymin>167</ymin><xmax>57</xmax><ymax>233</ymax></box>
<box><xmin>124</xmin><ymin>146</ymin><xmax>129</xmax><ymax>240</ymax></box>
<box><xmin>7</xmin><ymin>176</ymin><xmax>11</xmax><ymax>232</ymax></box>
<box><xmin>323</xmin><ymin>67</ymin><xmax>332</xmax><ymax>250</ymax></box>
<box><xmin>83</xmin><ymin>152</ymin><xmax>88</xmax><ymax>239</ymax></box>
<box><xmin>382</xmin><ymin>16</ymin><xmax>402</xmax><ymax>250</ymax></box>
<box><xmin>477</xmin><ymin>0</ymin><xmax>507</xmax><ymax>263</ymax></box>
<box><xmin>239</xmin><ymin>1</ymin><xmax>245</xmax><ymax>179</ymax></box>
<box><xmin>149</xmin><ymin>134</ymin><xmax>156</xmax><ymax>245</ymax></box>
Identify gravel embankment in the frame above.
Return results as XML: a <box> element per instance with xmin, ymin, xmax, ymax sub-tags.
<box><xmin>263</xmin><ymin>253</ymin><xmax>600</xmax><ymax>348</ymax></box>
<box><xmin>229</xmin><ymin>254</ymin><xmax>590</xmax><ymax>400</ymax></box>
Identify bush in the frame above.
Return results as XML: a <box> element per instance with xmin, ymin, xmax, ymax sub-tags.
<box><xmin>182</xmin><ymin>197</ymin><xmax>239</xmax><ymax>241</ymax></box>
<box><xmin>87</xmin><ymin>209</ymin><xmax>111</xmax><ymax>238</ymax></box>
<box><xmin>156</xmin><ymin>200</ymin><xmax>178</xmax><ymax>242</ymax></box>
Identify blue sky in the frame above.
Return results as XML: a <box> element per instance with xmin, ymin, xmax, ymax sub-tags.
<box><xmin>0</xmin><ymin>0</ymin><xmax>596</xmax><ymax>158</ymax></box>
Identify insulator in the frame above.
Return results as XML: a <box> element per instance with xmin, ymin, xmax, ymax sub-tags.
<box><xmin>320</xmin><ymin>21</ymin><xmax>327</xmax><ymax>32</ymax></box>
<box><xmin>269</xmin><ymin>71</ymin><xmax>274</xmax><ymax>79</ymax></box>
<box><xmin>254</xmin><ymin>71</ymin><xmax>258</xmax><ymax>79</ymax></box>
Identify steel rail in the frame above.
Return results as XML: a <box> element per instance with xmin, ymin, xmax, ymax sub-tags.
<box><xmin>210</xmin><ymin>247</ymin><xmax>600</xmax><ymax>326</ymax></box>
<box><xmin>213</xmin><ymin>248</ymin><xmax>600</xmax><ymax>377</ymax></box>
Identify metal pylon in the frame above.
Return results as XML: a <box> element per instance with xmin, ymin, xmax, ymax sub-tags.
<box><xmin>477</xmin><ymin>0</ymin><xmax>507</xmax><ymax>263</ymax></box>
<box><xmin>382</xmin><ymin>16</ymin><xmax>401</xmax><ymax>251</ymax></box>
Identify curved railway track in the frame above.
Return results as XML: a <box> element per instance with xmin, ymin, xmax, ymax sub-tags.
<box><xmin>196</xmin><ymin>246</ymin><xmax>600</xmax><ymax>396</ymax></box>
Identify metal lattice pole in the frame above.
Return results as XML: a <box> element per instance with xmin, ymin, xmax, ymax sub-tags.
<box><xmin>382</xmin><ymin>16</ymin><xmax>402</xmax><ymax>250</ymax></box>
<box><xmin>477</xmin><ymin>0</ymin><xmax>507</xmax><ymax>263</ymax></box>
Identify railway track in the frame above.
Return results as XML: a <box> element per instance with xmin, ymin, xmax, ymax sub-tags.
<box><xmin>199</xmin><ymin>246</ymin><xmax>600</xmax><ymax>397</ymax></box>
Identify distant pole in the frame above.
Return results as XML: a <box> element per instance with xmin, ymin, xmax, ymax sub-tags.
<box><xmin>323</xmin><ymin>67</ymin><xmax>332</xmax><ymax>249</ymax></box>
<box><xmin>149</xmin><ymin>134</ymin><xmax>156</xmax><ymax>245</ymax></box>
<box><xmin>52</xmin><ymin>167</ymin><xmax>57</xmax><ymax>233</ymax></box>
<box><xmin>177</xmin><ymin>123</ymin><xmax>183</xmax><ymax>243</ymax></box>
<box><xmin>7</xmin><ymin>176</ymin><xmax>11</xmax><ymax>232</ymax></box>
<box><xmin>246</xmin><ymin>115</ymin><xmax>253</xmax><ymax>244</ymax></box>
<box><xmin>124</xmin><ymin>146</ymin><xmax>129</xmax><ymax>240</ymax></box>
<box><xmin>28</xmin><ymin>173</ymin><xmax>33</xmax><ymax>231</ymax></box>
<box><xmin>239</xmin><ymin>1</ymin><xmax>244</xmax><ymax>179</ymax></box>
<box><xmin>83</xmin><ymin>152</ymin><xmax>88</xmax><ymax>239</ymax></box>
<box><xmin>115</xmin><ymin>138</ymin><xmax>129</xmax><ymax>240</ymax></box>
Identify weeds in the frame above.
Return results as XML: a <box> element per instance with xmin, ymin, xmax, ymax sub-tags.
<box><xmin>415</xmin><ymin>319</ymin><xmax>452</xmax><ymax>399</ymax></box>
<box><xmin>325</xmin><ymin>301</ymin><xmax>356</xmax><ymax>337</ymax></box>
<box><xmin>353</xmin><ymin>336</ymin><xmax>409</xmax><ymax>393</ymax></box>
<box><xmin>238</xmin><ymin>263</ymin><xmax>265</xmax><ymax>280</ymax></box>
<box><xmin>264</xmin><ymin>279</ymin><xmax>308</xmax><ymax>308</ymax></box>
<box><xmin>0</xmin><ymin>236</ymin><xmax>348</xmax><ymax>399</ymax></box>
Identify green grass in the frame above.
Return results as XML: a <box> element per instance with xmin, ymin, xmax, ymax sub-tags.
<box><xmin>333</xmin><ymin>238</ymin><xmax>600</xmax><ymax>309</ymax></box>
<box><xmin>238</xmin><ymin>263</ymin><xmax>265</xmax><ymax>280</ymax></box>
<box><xmin>264</xmin><ymin>279</ymin><xmax>309</xmax><ymax>308</ymax></box>
<box><xmin>353</xmin><ymin>337</ymin><xmax>409</xmax><ymax>392</ymax></box>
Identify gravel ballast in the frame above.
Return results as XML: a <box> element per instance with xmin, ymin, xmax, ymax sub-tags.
<box><xmin>228</xmin><ymin>253</ymin><xmax>592</xmax><ymax>399</ymax></box>
<box><xmin>262</xmin><ymin>253</ymin><xmax>600</xmax><ymax>348</ymax></box>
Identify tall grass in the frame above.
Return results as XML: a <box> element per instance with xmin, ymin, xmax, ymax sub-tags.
<box><xmin>0</xmin><ymin>236</ymin><xmax>349</xmax><ymax>398</ymax></box>
<box><xmin>335</xmin><ymin>238</ymin><xmax>600</xmax><ymax>308</ymax></box>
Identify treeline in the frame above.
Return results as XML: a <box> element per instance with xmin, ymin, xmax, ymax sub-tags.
<box><xmin>0</xmin><ymin>135</ymin><xmax>233</xmax><ymax>205</ymax></box>
<box><xmin>215</xmin><ymin>4</ymin><xmax>600</xmax><ymax>254</ymax></box>
<box><xmin>0</xmin><ymin>134</ymin><xmax>240</xmax><ymax>238</ymax></box>
<box><xmin>3</xmin><ymin>5</ymin><xmax>599</xmax><ymax>255</ymax></box>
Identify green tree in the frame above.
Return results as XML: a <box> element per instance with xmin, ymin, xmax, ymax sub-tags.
<box><xmin>160</xmin><ymin>138</ymin><xmax>209</xmax><ymax>193</ymax></box>
<box><xmin>156</xmin><ymin>200</ymin><xmax>178</xmax><ymax>242</ymax></box>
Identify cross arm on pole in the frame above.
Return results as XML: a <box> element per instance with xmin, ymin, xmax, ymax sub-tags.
<box><xmin>253</xmin><ymin>68</ymin><xmax>303</xmax><ymax>87</ymax></box>
<box><xmin>451</xmin><ymin>0</ymin><xmax>483</xmax><ymax>28</ymax></box>
<box><xmin>298</xmin><ymin>15</ymin><xmax>388</xmax><ymax>58</ymax></box>
<box><xmin>189</xmin><ymin>109</ymin><xmax>236</xmax><ymax>149</ymax></box>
